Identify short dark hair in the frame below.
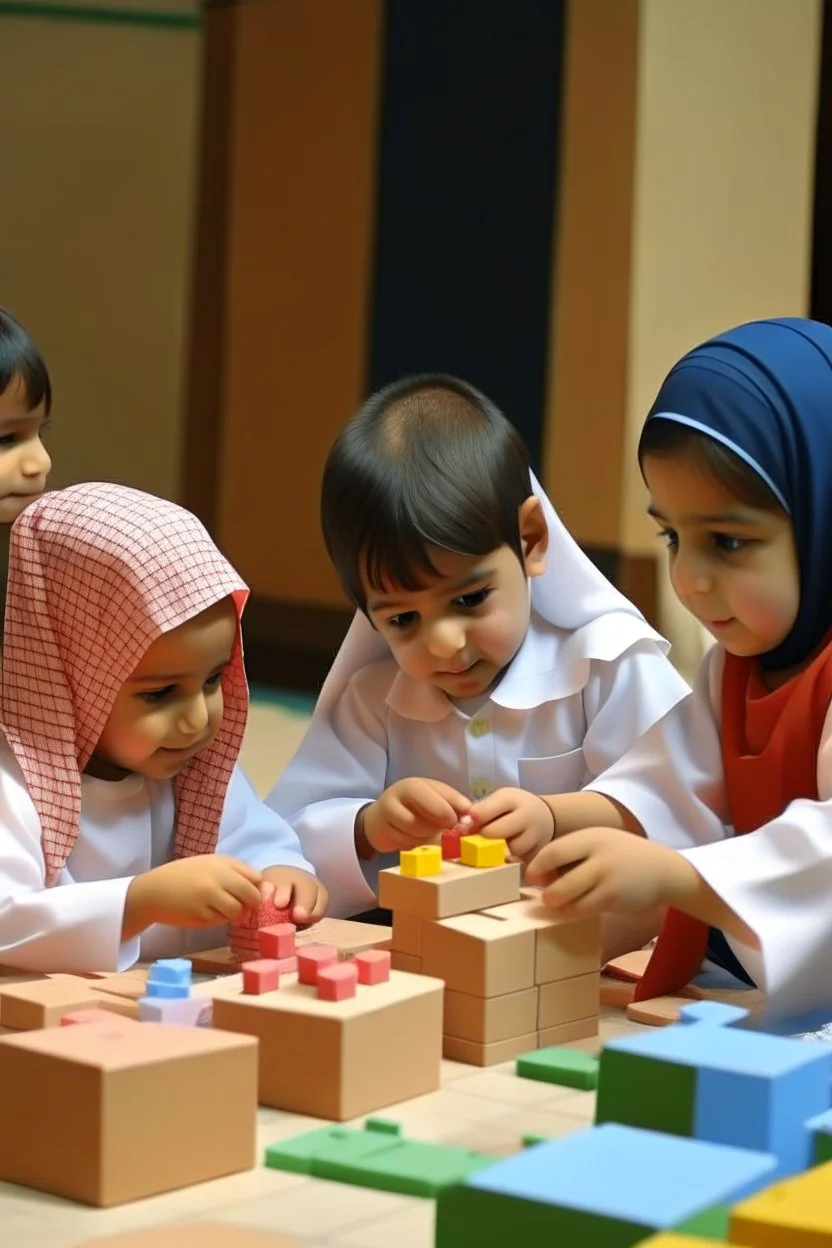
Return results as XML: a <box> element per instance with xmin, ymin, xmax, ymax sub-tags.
<box><xmin>638</xmin><ymin>417</ymin><xmax>783</xmax><ymax>513</ymax></box>
<box><xmin>0</xmin><ymin>307</ymin><xmax>51</xmax><ymax>414</ymax></box>
<box><xmin>321</xmin><ymin>374</ymin><xmax>533</xmax><ymax>611</ymax></box>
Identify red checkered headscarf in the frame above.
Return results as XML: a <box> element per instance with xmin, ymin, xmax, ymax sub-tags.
<box><xmin>1</xmin><ymin>482</ymin><xmax>250</xmax><ymax>885</ymax></box>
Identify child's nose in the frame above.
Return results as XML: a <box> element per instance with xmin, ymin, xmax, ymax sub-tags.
<box><xmin>179</xmin><ymin>694</ymin><xmax>209</xmax><ymax>736</ymax></box>
<box><xmin>426</xmin><ymin>619</ymin><xmax>466</xmax><ymax>659</ymax></box>
<box><xmin>672</xmin><ymin>550</ymin><xmax>712</xmax><ymax>598</ymax></box>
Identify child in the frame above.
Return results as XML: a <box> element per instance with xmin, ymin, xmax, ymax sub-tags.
<box><xmin>500</xmin><ymin>317</ymin><xmax>832</xmax><ymax>1022</ymax></box>
<box><xmin>0</xmin><ymin>482</ymin><xmax>327</xmax><ymax>972</ymax></box>
<box><xmin>267</xmin><ymin>374</ymin><xmax>690</xmax><ymax>918</ymax></box>
<box><xmin>0</xmin><ymin>305</ymin><xmax>52</xmax><ymax>523</ymax></box>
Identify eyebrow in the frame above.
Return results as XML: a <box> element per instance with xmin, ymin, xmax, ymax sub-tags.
<box><xmin>129</xmin><ymin>659</ymin><xmax>230</xmax><ymax>685</ymax></box>
<box><xmin>646</xmin><ymin>503</ymin><xmax>760</xmax><ymax>526</ymax></box>
<box><xmin>0</xmin><ymin>411</ymin><xmax>45</xmax><ymax>431</ymax></box>
<box><xmin>367</xmin><ymin>568</ymin><xmax>495</xmax><ymax>613</ymax></box>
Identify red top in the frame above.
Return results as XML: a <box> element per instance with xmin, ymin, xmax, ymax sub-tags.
<box><xmin>633</xmin><ymin>636</ymin><xmax>832</xmax><ymax>1001</ymax></box>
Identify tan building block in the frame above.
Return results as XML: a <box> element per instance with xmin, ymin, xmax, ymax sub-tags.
<box><xmin>212</xmin><ymin>969</ymin><xmax>443</xmax><ymax>1121</ymax></box>
<box><xmin>378</xmin><ymin>859</ymin><xmax>521</xmax><ymax>919</ymax></box>
<box><xmin>390</xmin><ymin>951</ymin><xmax>422</xmax><ymax>974</ymax></box>
<box><xmin>0</xmin><ymin>1018</ymin><xmax>257</xmax><ymax>1205</ymax></box>
<box><xmin>421</xmin><ymin>911</ymin><xmax>536</xmax><ymax>996</ymax></box>
<box><xmin>444</xmin><ymin>986</ymin><xmax>539</xmax><ymax>1044</ymax></box>
<box><xmin>538</xmin><ymin>972</ymin><xmax>600</xmax><ymax>1029</ymax></box>
<box><xmin>0</xmin><ymin>976</ymin><xmax>110</xmax><ymax>1029</ymax></box>
<box><xmin>391</xmin><ymin>911</ymin><xmax>425</xmax><ymax>955</ymax></box>
<box><xmin>443</xmin><ymin>1031</ymin><xmax>538</xmax><ymax>1067</ymax></box>
<box><xmin>538</xmin><ymin>1016</ymin><xmax>598</xmax><ymax>1047</ymax></box>
<box><xmin>481</xmin><ymin>897</ymin><xmax>601</xmax><ymax>983</ymax></box>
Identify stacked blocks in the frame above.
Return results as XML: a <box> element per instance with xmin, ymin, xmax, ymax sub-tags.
<box><xmin>138</xmin><ymin>959</ymin><xmax>205</xmax><ymax>1025</ymax></box>
<box><xmin>383</xmin><ymin>846</ymin><xmax>600</xmax><ymax>1065</ymax></box>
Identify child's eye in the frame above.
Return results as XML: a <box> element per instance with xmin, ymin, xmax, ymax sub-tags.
<box><xmin>204</xmin><ymin>671</ymin><xmax>224</xmax><ymax>689</ymax></box>
<box><xmin>454</xmin><ymin>588</ymin><xmax>491</xmax><ymax>609</ymax></box>
<box><xmin>139</xmin><ymin>685</ymin><xmax>175</xmax><ymax>705</ymax></box>
<box><xmin>713</xmin><ymin>533</ymin><xmax>747</xmax><ymax>554</ymax></box>
<box><xmin>0</xmin><ymin>434</ymin><xmax>18</xmax><ymax>448</ymax></box>
<box><xmin>656</xmin><ymin>528</ymin><xmax>678</xmax><ymax>549</ymax></box>
<box><xmin>387</xmin><ymin>612</ymin><xmax>417</xmax><ymax>630</ymax></box>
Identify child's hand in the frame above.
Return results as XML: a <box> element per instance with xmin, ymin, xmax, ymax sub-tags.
<box><xmin>466</xmin><ymin>787</ymin><xmax>556</xmax><ymax>862</ymax></box>
<box><xmin>525</xmin><ymin>827</ymin><xmax>693</xmax><ymax>916</ymax></box>
<box><xmin>260</xmin><ymin>866</ymin><xmax>328</xmax><ymax>925</ymax></box>
<box><xmin>362</xmin><ymin>778</ymin><xmax>472</xmax><ymax>853</ymax></box>
<box><xmin>124</xmin><ymin>854</ymin><xmax>264</xmax><ymax>937</ymax></box>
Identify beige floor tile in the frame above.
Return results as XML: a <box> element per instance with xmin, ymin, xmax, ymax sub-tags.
<box><xmin>330</xmin><ymin>1198</ymin><xmax>435</xmax><ymax>1247</ymax></box>
<box><xmin>211</xmin><ymin>1177</ymin><xmax>412</xmax><ymax>1237</ymax></box>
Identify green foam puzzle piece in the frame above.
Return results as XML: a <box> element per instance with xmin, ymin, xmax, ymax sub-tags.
<box><xmin>365</xmin><ymin>1117</ymin><xmax>401</xmax><ymax>1135</ymax></box>
<box><xmin>595</xmin><ymin>1049</ymin><xmax>696</xmax><ymax>1137</ymax></box>
<box><xmin>264</xmin><ymin>1126</ymin><xmax>345</xmax><ymax>1175</ymax></box>
<box><xmin>516</xmin><ymin>1045</ymin><xmax>600</xmax><ymax>1090</ymax></box>
<box><xmin>264</xmin><ymin>1125</ymin><xmax>392</xmax><ymax>1176</ymax></box>
<box><xmin>316</xmin><ymin>1138</ymin><xmax>490</xmax><ymax>1196</ymax></box>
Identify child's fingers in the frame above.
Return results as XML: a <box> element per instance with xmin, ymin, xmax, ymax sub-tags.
<box><xmin>259</xmin><ymin>879</ymin><xmax>277</xmax><ymax>903</ymax></box>
<box><xmin>427</xmin><ymin>780</ymin><xmax>474</xmax><ymax>819</ymax></box>
<box><xmin>541</xmin><ymin>859</ymin><xmax>597</xmax><ymax>909</ymax></box>
<box><xmin>465</xmin><ymin>791</ymin><xmax>515</xmax><ymax>829</ymax></box>
<box><xmin>526</xmin><ymin>829</ymin><xmax>592</xmax><ymax>885</ymax></box>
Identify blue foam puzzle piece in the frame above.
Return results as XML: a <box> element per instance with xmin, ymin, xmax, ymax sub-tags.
<box><xmin>147</xmin><ymin>957</ymin><xmax>192</xmax><ymax>986</ymax></box>
<box><xmin>679</xmin><ymin>1001</ymin><xmax>748</xmax><ymax>1027</ymax></box>
<box><xmin>145</xmin><ymin>980</ymin><xmax>190</xmax><ymax>999</ymax></box>
<box><xmin>462</xmin><ymin>1123</ymin><xmax>776</xmax><ymax>1229</ymax></box>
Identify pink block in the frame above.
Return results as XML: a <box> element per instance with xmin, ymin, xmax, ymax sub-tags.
<box><xmin>229</xmin><ymin>897</ymin><xmax>295</xmax><ymax>958</ymax></box>
<box><xmin>441</xmin><ymin>827</ymin><xmax>463</xmax><ymax>859</ymax></box>
<box><xmin>297</xmin><ymin>944</ymin><xmax>338</xmax><ymax>985</ymax></box>
<box><xmin>242</xmin><ymin>959</ymin><xmax>281</xmax><ymax>995</ymax></box>
<box><xmin>60</xmin><ymin>1008</ymin><xmax>124</xmax><ymax>1027</ymax></box>
<box><xmin>259</xmin><ymin>922</ymin><xmax>297</xmax><ymax>960</ymax></box>
<box><xmin>317</xmin><ymin>961</ymin><xmax>358</xmax><ymax>1001</ymax></box>
<box><xmin>355</xmin><ymin>949</ymin><xmax>391</xmax><ymax>985</ymax></box>
<box><xmin>275</xmin><ymin>955</ymin><xmax>298</xmax><ymax>974</ymax></box>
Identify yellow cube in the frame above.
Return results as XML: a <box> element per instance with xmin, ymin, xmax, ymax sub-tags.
<box><xmin>730</xmin><ymin>1160</ymin><xmax>832</xmax><ymax>1246</ymax></box>
<box><xmin>459</xmin><ymin>834</ymin><xmax>506</xmax><ymax>868</ymax></box>
<box><xmin>400</xmin><ymin>845</ymin><xmax>442</xmax><ymax>877</ymax></box>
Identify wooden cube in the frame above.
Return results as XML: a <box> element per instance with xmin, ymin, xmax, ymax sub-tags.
<box><xmin>538</xmin><ymin>971</ymin><xmax>600</xmax><ymax>1029</ymax></box>
<box><xmin>444</xmin><ymin>986</ymin><xmax>539</xmax><ymax>1044</ymax></box>
<box><xmin>379</xmin><ymin>859</ymin><xmax>521</xmax><ymax>919</ymax></box>
<box><xmin>481</xmin><ymin>897</ymin><xmax>601</xmax><ymax>983</ymax></box>
<box><xmin>212</xmin><ymin>970</ymin><xmax>443</xmax><ymax>1120</ymax></box>
<box><xmin>391</xmin><ymin>911</ymin><xmax>425</xmax><ymax>956</ymax></box>
<box><xmin>459</xmin><ymin>834</ymin><xmax>506</xmax><ymax>867</ymax></box>
<box><xmin>0</xmin><ymin>975</ymin><xmax>111</xmax><ymax>1029</ymax></box>
<box><xmin>443</xmin><ymin>1031</ymin><xmax>539</xmax><ymax>1067</ymax></box>
<box><xmin>0</xmin><ymin>1018</ymin><xmax>257</xmax><ymax>1205</ymax></box>
<box><xmin>400</xmin><ymin>844</ymin><xmax>442</xmax><ymax>876</ymax></box>
<box><xmin>390</xmin><ymin>951</ymin><xmax>422</xmax><ymax>973</ymax></box>
<box><xmin>421</xmin><ymin>911</ymin><xmax>536</xmax><ymax>996</ymax></box>
<box><xmin>538</xmin><ymin>1016</ymin><xmax>599</xmax><ymax>1047</ymax></box>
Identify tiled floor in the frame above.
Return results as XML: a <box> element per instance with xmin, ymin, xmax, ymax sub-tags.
<box><xmin>0</xmin><ymin>696</ymin><xmax>652</xmax><ymax>1247</ymax></box>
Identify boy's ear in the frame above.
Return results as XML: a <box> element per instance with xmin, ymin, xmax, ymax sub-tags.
<box><xmin>518</xmin><ymin>496</ymin><xmax>548</xmax><ymax>578</ymax></box>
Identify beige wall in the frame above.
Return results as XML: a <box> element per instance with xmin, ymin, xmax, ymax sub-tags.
<box><xmin>624</xmin><ymin>0</ymin><xmax>821</xmax><ymax>672</ymax></box>
<box><xmin>0</xmin><ymin>2</ymin><xmax>201</xmax><ymax>501</ymax></box>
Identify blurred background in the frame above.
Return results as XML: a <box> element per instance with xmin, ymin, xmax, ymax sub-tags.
<box><xmin>0</xmin><ymin>0</ymin><xmax>825</xmax><ymax>694</ymax></box>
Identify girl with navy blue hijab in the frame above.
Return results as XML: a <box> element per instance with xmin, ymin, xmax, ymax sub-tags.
<box><xmin>478</xmin><ymin>318</ymin><xmax>832</xmax><ymax>1020</ymax></box>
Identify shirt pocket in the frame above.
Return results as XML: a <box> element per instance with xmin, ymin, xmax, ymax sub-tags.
<box><xmin>518</xmin><ymin>748</ymin><xmax>587</xmax><ymax>795</ymax></box>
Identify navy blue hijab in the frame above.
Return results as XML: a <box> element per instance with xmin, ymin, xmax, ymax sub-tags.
<box><xmin>639</xmin><ymin>317</ymin><xmax>832</xmax><ymax>671</ymax></box>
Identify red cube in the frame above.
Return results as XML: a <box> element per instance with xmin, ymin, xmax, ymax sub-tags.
<box><xmin>441</xmin><ymin>827</ymin><xmax>463</xmax><ymax>859</ymax></box>
<box><xmin>297</xmin><ymin>944</ymin><xmax>338</xmax><ymax>985</ymax></box>
<box><xmin>259</xmin><ymin>922</ymin><xmax>297</xmax><ymax>960</ymax></box>
<box><xmin>241</xmin><ymin>959</ymin><xmax>281</xmax><ymax>995</ymax></box>
<box><xmin>354</xmin><ymin>949</ymin><xmax>391</xmax><ymax>985</ymax></box>
<box><xmin>317</xmin><ymin>961</ymin><xmax>358</xmax><ymax>1001</ymax></box>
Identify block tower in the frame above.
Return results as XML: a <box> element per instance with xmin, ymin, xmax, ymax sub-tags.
<box><xmin>381</xmin><ymin>833</ymin><xmax>601</xmax><ymax>1066</ymax></box>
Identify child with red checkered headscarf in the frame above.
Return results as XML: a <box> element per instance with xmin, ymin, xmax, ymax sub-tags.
<box><xmin>0</xmin><ymin>481</ymin><xmax>327</xmax><ymax>972</ymax></box>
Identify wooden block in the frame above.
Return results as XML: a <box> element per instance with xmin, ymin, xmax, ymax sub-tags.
<box><xmin>391</xmin><ymin>911</ymin><xmax>425</xmax><ymax>956</ymax></box>
<box><xmin>296</xmin><ymin>918</ymin><xmax>393</xmax><ymax>958</ymax></box>
<box><xmin>538</xmin><ymin>1016</ymin><xmax>598</xmax><ymax>1047</ymax></box>
<box><xmin>626</xmin><ymin>996</ymin><xmax>694</xmax><ymax>1027</ymax></box>
<box><xmin>538</xmin><ymin>972</ymin><xmax>600</xmax><ymax>1030</ymax></box>
<box><xmin>422</xmin><ymin>911</ymin><xmax>535</xmax><ymax>996</ymax></box>
<box><xmin>444</xmin><ymin>986</ymin><xmax>539</xmax><ymax>1044</ymax></box>
<box><xmin>481</xmin><ymin>897</ymin><xmax>601</xmax><ymax>983</ymax></box>
<box><xmin>600</xmin><ymin>973</ymin><xmax>637</xmax><ymax>1007</ymax></box>
<box><xmin>390</xmin><ymin>951</ymin><xmax>422</xmax><ymax>973</ymax></box>
<box><xmin>0</xmin><ymin>976</ymin><xmax>107</xmax><ymax>1029</ymax></box>
<box><xmin>85</xmin><ymin>969</ymin><xmax>149</xmax><ymax>1000</ymax></box>
<box><xmin>379</xmin><ymin>859</ymin><xmax>521</xmax><ymax>919</ymax></box>
<box><xmin>89</xmin><ymin>991</ymin><xmax>141</xmax><ymax>1021</ymax></box>
<box><xmin>400</xmin><ymin>844</ymin><xmax>442</xmax><ymax>876</ymax></box>
<box><xmin>603</xmin><ymin>948</ymin><xmax>653</xmax><ymax>981</ymax></box>
<box><xmin>212</xmin><ymin>969</ymin><xmax>443</xmax><ymax>1121</ymax></box>
<box><xmin>441</xmin><ymin>827</ymin><xmax>462</xmax><ymax>859</ymax></box>
<box><xmin>459</xmin><ymin>834</ymin><xmax>506</xmax><ymax>867</ymax></box>
<box><xmin>443</xmin><ymin>1031</ymin><xmax>538</xmax><ymax>1067</ymax></box>
<box><xmin>80</xmin><ymin>1226</ymin><xmax>297</xmax><ymax>1246</ymax></box>
<box><xmin>61</xmin><ymin>1008</ymin><xmax>128</xmax><ymax>1027</ymax></box>
<box><xmin>0</xmin><ymin>1019</ymin><xmax>257</xmax><ymax>1205</ymax></box>
<box><xmin>189</xmin><ymin>947</ymin><xmax>240</xmax><ymax>975</ymax></box>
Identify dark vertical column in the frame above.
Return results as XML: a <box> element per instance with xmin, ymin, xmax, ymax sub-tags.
<box><xmin>368</xmin><ymin>0</ymin><xmax>565</xmax><ymax>468</ymax></box>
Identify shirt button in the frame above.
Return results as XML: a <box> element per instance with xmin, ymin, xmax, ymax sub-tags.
<box><xmin>471</xmin><ymin>780</ymin><xmax>493</xmax><ymax>799</ymax></box>
<box><xmin>469</xmin><ymin>717</ymin><xmax>491</xmax><ymax>738</ymax></box>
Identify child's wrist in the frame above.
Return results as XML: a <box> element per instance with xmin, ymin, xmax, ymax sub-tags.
<box><xmin>538</xmin><ymin>796</ymin><xmax>557</xmax><ymax>843</ymax></box>
<box><xmin>355</xmin><ymin>804</ymin><xmax>376</xmax><ymax>861</ymax></box>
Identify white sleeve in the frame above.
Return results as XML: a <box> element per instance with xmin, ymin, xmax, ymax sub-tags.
<box><xmin>680</xmin><ymin>701</ymin><xmax>832</xmax><ymax>1020</ymax></box>
<box><xmin>587</xmin><ymin>645</ymin><xmax>732</xmax><ymax>849</ymax></box>
<box><xmin>581</xmin><ymin>640</ymin><xmax>692</xmax><ymax>780</ymax></box>
<box><xmin>265</xmin><ymin>664</ymin><xmax>392</xmax><ymax>918</ymax></box>
<box><xmin>217</xmin><ymin>764</ymin><xmax>316</xmax><ymax>876</ymax></box>
<box><xmin>0</xmin><ymin>752</ymin><xmax>135</xmax><ymax>974</ymax></box>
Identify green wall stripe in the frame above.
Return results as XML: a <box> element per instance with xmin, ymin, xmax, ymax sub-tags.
<box><xmin>0</xmin><ymin>3</ymin><xmax>200</xmax><ymax>29</ymax></box>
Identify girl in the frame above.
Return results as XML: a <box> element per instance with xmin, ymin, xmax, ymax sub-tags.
<box><xmin>0</xmin><ymin>305</ymin><xmax>52</xmax><ymax>523</ymax></box>
<box><xmin>498</xmin><ymin>317</ymin><xmax>832</xmax><ymax>1022</ymax></box>
<box><xmin>267</xmin><ymin>374</ymin><xmax>690</xmax><ymax>918</ymax></box>
<box><xmin>0</xmin><ymin>481</ymin><xmax>326</xmax><ymax>972</ymax></box>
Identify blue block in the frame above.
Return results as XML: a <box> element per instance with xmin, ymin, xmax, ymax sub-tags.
<box><xmin>605</xmin><ymin>1020</ymin><xmax>832</xmax><ymax>1178</ymax></box>
<box><xmin>147</xmin><ymin>957</ymin><xmax>192</xmax><ymax>986</ymax></box>
<box><xmin>145</xmin><ymin>980</ymin><xmax>190</xmax><ymax>999</ymax></box>
<box><xmin>462</xmin><ymin>1123</ymin><xmax>776</xmax><ymax>1232</ymax></box>
<box><xmin>679</xmin><ymin>1001</ymin><xmax>748</xmax><ymax>1027</ymax></box>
